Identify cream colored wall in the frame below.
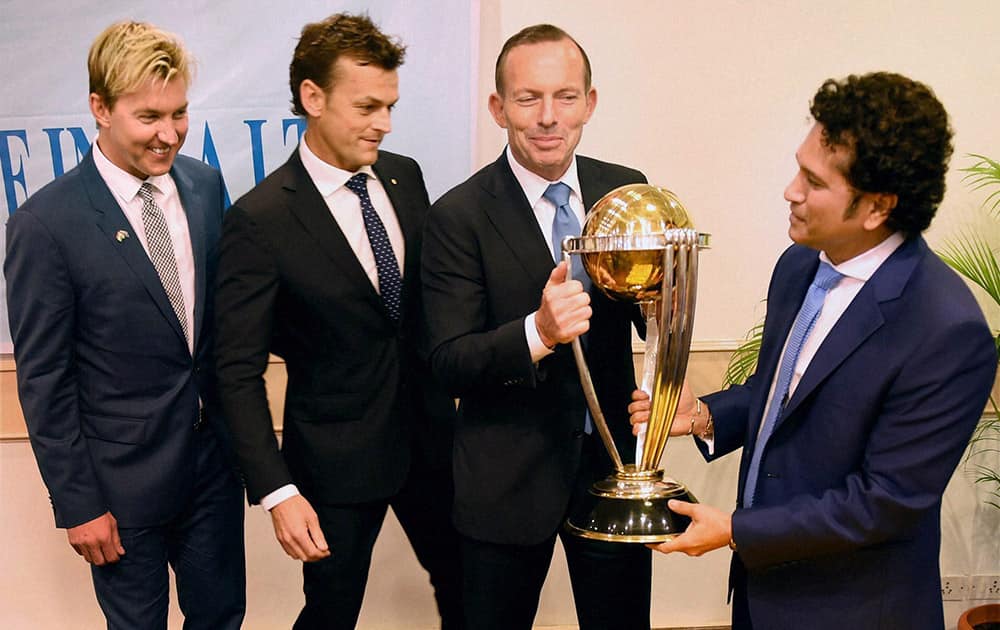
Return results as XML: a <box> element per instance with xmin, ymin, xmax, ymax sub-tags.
<box><xmin>3</xmin><ymin>1</ymin><xmax>1000</xmax><ymax>628</ymax></box>
<box><xmin>475</xmin><ymin>0</ymin><xmax>1000</xmax><ymax>340</ymax></box>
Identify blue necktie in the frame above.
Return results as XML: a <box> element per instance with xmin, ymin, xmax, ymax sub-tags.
<box><xmin>543</xmin><ymin>181</ymin><xmax>593</xmax><ymax>434</ymax></box>
<box><xmin>543</xmin><ymin>182</ymin><xmax>590</xmax><ymax>293</ymax></box>
<box><xmin>345</xmin><ymin>173</ymin><xmax>402</xmax><ymax>323</ymax></box>
<box><xmin>743</xmin><ymin>261</ymin><xmax>844</xmax><ymax>507</ymax></box>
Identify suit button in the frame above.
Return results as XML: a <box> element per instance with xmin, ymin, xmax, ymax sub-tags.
<box><xmin>572</xmin><ymin>430</ymin><xmax>585</xmax><ymax>438</ymax></box>
<box><xmin>765</xmin><ymin>472</ymin><xmax>781</xmax><ymax>478</ymax></box>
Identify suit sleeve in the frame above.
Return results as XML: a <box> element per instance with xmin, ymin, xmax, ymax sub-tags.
<box><xmin>214</xmin><ymin>205</ymin><xmax>290</xmax><ymax>502</ymax></box>
<box><xmin>700</xmin><ymin>378</ymin><xmax>756</xmax><ymax>459</ymax></box>
<box><xmin>732</xmin><ymin>316</ymin><xmax>996</xmax><ymax>569</ymax></box>
<box><xmin>5</xmin><ymin>211</ymin><xmax>106</xmax><ymax>528</ymax></box>
<box><xmin>420</xmin><ymin>200</ymin><xmax>537</xmax><ymax>396</ymax></box>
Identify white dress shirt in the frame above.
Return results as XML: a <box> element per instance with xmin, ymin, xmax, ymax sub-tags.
<box><xmin>92</xmin><ymin>141</ymin><xmax>196</xmax><ymax>355</ymax></box>
<box><xmin>758</xmin><ymin>232</ymin><xmax>906</xmax><ymax>436</ymax></box>
<box><xmin>699</xmin><ymin>233</ymin><xmax>905</xmax><ymax>454</ymax></box>
<box><xmin>504</xmin><ymin>146</ymin><xmax>587</xmax><ymax>362</ymax></box>
<box><xmin>298</xmin><ymin>139</ymin><xmax>405</xmax><ymax>287</ymax></box>
<box><xmin>260</xmin><ymin>141</ymin><xmax>406</xmax><ymax>511</ymax></box>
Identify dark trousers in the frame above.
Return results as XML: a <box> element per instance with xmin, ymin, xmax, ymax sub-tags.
<box><xmin>461</xmin><ymin>435</ymin><xmax>652</xmax><ymax>630</ymax></box>
<box><xmin>90</xmin><ymin>429</ymin><xmax>246</xmax><ymax>630</ymax></box>
<box><xmin>293</xmin><ymin>462</ymin><xmax>464</xmax><ymax>630</ymax></box>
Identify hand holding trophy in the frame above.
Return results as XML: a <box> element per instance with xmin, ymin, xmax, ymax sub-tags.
<box><xmin>562</xmin><ymin>184</ymin><xmax>709</xmax><ymax>542</ymax></box>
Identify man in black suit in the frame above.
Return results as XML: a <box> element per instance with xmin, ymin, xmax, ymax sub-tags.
<box><xmin>421</xmin><ymin>24</ymin><xmax>652</xmax><ymax>630</ymax></box>
<box><xmin>6</xmin><ymin>21</ymin><xmax>245</xmax><ymax>629</ymax></box>
<box><xmin>214</xmin><ymin>13</ymin><xmax>462</xmax><ymax>629</ymax></box>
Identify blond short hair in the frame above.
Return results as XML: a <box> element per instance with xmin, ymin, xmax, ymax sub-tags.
<box><xmin>88</xmin><ymin>21</ymin><xmax>192</xmax><ymax>108</ymax></box>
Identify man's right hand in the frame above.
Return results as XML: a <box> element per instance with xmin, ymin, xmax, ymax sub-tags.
<box><xmin>535</xmin><ymin>261</ymin><xmax>592</xmax><ymax>348</ymax></box>
<box><xmin>269</xmin><ymin>494</ymin><xmax>330</xmax><ymax>562</ymax></box>
<box><xmin>67</xmin><ymin>511</ymin><xmax>124</xmax><ymax>566</ymax></box>
<box><xmin>629</xmin><ymin>381</ymin><xmax>700</xmax><ymax>436</ymax></box>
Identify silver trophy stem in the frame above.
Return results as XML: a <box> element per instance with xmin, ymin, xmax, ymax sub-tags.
<box><xmin>562</xmin><ymin>248</ymin><xmax>626</xmax><ymax>473</ymax></box>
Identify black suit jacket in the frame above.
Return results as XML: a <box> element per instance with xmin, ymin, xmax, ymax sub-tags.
<box><xmin>421</xmin><ymin>153</ymin><xmax>646</xmax><ymax>545</ymax></box>
<box><xmin>6</xmin><ymin>149</ymin><xmax>229</xmax><ymax>528</ymax></box>
<box><xmin>215</xmin><ymin>149</ymin><xmax>454</xmax><ymax>505</ymax></box>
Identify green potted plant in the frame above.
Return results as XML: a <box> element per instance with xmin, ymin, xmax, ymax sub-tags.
<box><xmin>938</xmin><ymin>154</ymin><xmax>1000</xmax><ymax>512</ymax></box>
<box><xmin>939</xmin><ymin>155</ymin><xmax>1000</xmax><ymax>630</ymax></box>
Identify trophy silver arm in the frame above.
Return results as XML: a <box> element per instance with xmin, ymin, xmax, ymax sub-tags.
<box><xmin>562</xmin><ymin>246</ymin><xmax>626</xmax><ymax>473</ymax></box>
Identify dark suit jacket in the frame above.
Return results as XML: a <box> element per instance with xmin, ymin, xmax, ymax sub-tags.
<box><xmin>214</xmin><ymin>149</ymin><xmax>454</xmax><ymax>505</ymax></box>
<box><xmin>701</xmin><ymin>238</ymin><xmax>996</xmax><ymax>629</ymax></box>
<box><xmin>6</xmin><ymin>149</ymin><xmax>228</xmax><ymax>529</ymax></box>
<box><xmin>421</xmin><ymin>152</ymin><xmax>646</xmax><ymax>545</ymax></box>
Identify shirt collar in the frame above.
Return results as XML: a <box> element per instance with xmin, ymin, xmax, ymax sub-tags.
<box><xmin>505</xmin><ymin>145</ymin><xmax>582</xmax><ymax>208</ymax></box>
<box><xmin>92</xmin><ymin>139</ymin><xmax>175</xmax><ymax>202</ymax></box>
<box><xmin>821</xmin><ymin>231</ymin><xmax>905</xmax><ymax>282</ymax></box>
<box><xmin>299</xmin><ymin>137</ymin><xmax>376</xmax><ymax>197</ymax></box>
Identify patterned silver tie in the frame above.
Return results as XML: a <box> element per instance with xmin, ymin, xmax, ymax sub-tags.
<box><xmin>137</xmin><ymin>182</ymin><xmax>190</xmax><ymax>345</ymax></box>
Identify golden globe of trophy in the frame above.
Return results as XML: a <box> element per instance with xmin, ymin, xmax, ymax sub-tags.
<box><xmin>562</xmin><ymin>183</ymin><xmax>709</xmax><ymax>542</ymax></box>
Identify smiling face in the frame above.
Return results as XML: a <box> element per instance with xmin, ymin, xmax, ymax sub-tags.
<box><xmin>784</xmin><ymin>124</ymin><xmax>893</xmax><ymax>263</ymax></box>
<box><xmin>489</xmin><ymin>38</ymin><xmax>596</xmax><ymax>181</ymax></box>
<box><xmin>301</xmin><ymin>56</ymin><xmax>398</xmax><ymax>171</ymax></box>
<box><xmin>90</xmin><ymin>76</ymin><xmax>189</xmax><ymax>179</ymax></box>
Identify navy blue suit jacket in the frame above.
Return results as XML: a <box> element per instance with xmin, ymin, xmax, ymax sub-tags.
<box><xmin>6</xmin><ymin>149</ymin><xmax>230</xmax><ymax>529</ymax></box>
<box><xmin>702</xmin><ymin>238</ymin><xmax>995</xmax><ymax>629</ymax></box>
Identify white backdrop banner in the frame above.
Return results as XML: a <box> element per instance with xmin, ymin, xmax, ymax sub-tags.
<box><xmin>0</xmin><ymin>0</ymin><xmax>478</xmax><ymax>352</ymax></box>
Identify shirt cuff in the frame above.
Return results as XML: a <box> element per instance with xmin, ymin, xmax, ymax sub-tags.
<box><xmin>697</xmin><ymin>434</ymin><xmax>716</xmax><ymax>456</ymax></box>
<box><xmin>260</xmin><ymin>484</ymin><xmax>300</xmax><ymax>511</ymax></box>
<box><xmin>525</xmin><ymin>311</ymin><xmax>556</xmax><ymax>363</ymax></box>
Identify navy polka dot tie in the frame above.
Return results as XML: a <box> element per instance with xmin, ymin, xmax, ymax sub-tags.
<box><xmin>345</xmin><ymin>173</ymin><xmax>402</xmax><ymax>323</ymax></box>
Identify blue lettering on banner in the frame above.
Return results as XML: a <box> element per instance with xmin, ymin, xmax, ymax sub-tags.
<box><xmin>2</xmin><ymin>117</ymin><xmax>306</xmax><ymax>218</ymax></box>
<box><xmin>1</xmin><ymin>129</ymin><xmax>29</xmax><ymax>216</ymax></box>
<box><xmin>283</xmin><ymin>118</ymin><xmax>306</xmax><ymax>146</ymax></box>
<box><xmin>43</xmin><ymin>127</ymin><xmax>91</xmax><ymax>178</ymax></box>
<box><xmin>200</xmin><ymin>122</ymin><xmax>232</xmax><ymax>208</ymax></box>
<box><xmin>244</xmin><ymin>119</ymin><xmax>267</xmax><ymax>185</ymax></box>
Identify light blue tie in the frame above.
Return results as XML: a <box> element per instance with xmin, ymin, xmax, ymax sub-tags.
<box><xmin>543</xmin><ymin>182</ymin><xmax>590</xmax><ymax>293</ymax></box>
<box><xmin>743</xmin><ymin>261</ymin><xmax>844</xmax><ymax>507</ymax></box>
<box><xmin>543</xmin><ymin>181</ymin><xmax>593</xmax><ymax>434</ymax></box>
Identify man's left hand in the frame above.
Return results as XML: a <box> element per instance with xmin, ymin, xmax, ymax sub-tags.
<box><xmin>646</xmin><ymin>500</ymin><xmax>732</xmax><ymax>557</ymax></box>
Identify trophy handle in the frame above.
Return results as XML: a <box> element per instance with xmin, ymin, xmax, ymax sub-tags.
<box><xmin>562</xmin><ymin>248</ymin><xmax>626</xmax><ymax>473</ymax></box>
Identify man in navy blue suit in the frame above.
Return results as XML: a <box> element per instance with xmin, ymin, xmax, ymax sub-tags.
<box><xmin>6</xmin><ymin>21</ymin><xmax>245</xmax><ymax>629</ymax></box>
<box><xmin>631</xmin><ymin>72</ymin><xmax>996</xmax><ymax>629</ymax></box>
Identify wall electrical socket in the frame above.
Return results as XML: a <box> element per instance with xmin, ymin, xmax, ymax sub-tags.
<box><xmin>969</xmin><ymin>575</ymin><xmax>1000</xmax><ymax>601</ymax></box>
<box><xmin>942</xmin><ymin>575</ymin><xmax>969</xmax><ymax>601</ymax></box>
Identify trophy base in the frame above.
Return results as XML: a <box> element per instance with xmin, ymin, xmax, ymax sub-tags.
<box><xmin>565</xmin><ymin>468</ymin><xmax>697</xmax><ymax>543</ymax></box>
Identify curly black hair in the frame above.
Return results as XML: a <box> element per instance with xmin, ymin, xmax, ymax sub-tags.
<box><xmin>810</xmin><ymin>72</ymin><xmax>953</xmax><ymax>236</ymax></box>
<box><xmin>289</xmin><ymin>13</ymin><xmax>406</xmax><ymax>117</ymax></box>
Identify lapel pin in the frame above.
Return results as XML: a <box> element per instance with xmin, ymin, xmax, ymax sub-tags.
<box><xmin>115</xmin><ymin>230</ymin><xmax>130</xmax><ymax>242</ymax></box>
<box><xmin>390</xmin><ymin>178</ymin><xmax>398</xmax><ymax>185</ymax></box>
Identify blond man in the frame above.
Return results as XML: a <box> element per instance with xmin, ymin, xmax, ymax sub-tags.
<box><xmin>6</xmin><ymin>21</ymin><xmax>245</xmax><ymax>629</ymax></box>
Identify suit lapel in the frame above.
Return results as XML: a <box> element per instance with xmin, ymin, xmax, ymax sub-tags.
<box><xmin>284</xmin><ymin>152</ymin><xmax>387</xmax><ymax>317</ymax></box>
<box><xmin>576</xmin><ymin>157</ymin><xmax>609</xmax><ymax>212</ymax></box>
<box><xmin>778</xmin><ymin>238</ymin><xmax>922</xmax><ymax>425</ymax></box>
<box><xmin>171</xmin><ymin>161</ymin><xmax>206</xmax><ymax>351</ymax></box>
<box><xmin>482</xmin><ymin>154</ymin><xmax>557</xmax><ymax>284</ymax></box>
<box><xmin>743</xmin><ymin>257</ymin><xmax>816</xmax><ymax>455</ymax></box>
<box><xmin>81</xmin><ymin>150</ymin><xmax>188</xmax><ymax>348</ymax></box>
